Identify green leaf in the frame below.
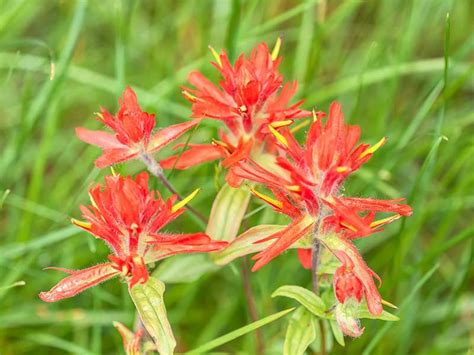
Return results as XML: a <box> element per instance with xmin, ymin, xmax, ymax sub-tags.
<box><xmin>188</xmin><ymin>308</ymin><xmax>295</xmax><ymax>354</ymax></box>
<box><xmin>329</xmin><ymin>319</ymin><xmax>345</xmax><ymax>347</ymax></box>
<box><xmin>153</xmin><ymin>254</ymin><xmax>219</xmax><ymax>283</ymax></box>
<box><xmin>206</xmin><ymin>183</ymin><xmax>251</xmax><ymax>242</ymax></box>
<box><xmin>129</xmin><ymin>278</ymin><xmax>176</xmax><ymax>355</ymax></box>
<box><xmin>284</xmin><ymin>306</ymin><xmax>316</xmax><ymax>355</ymax></box>
<box><xmin>213</xmin><ymin>224</ymin><xmax>285</xmax><ymax>265</ymax></box>
<box><xmin>272</xmin><ymin>285</ymin><xmax>327</xmax><ymax>318</ymax></box>
<box><xmin>358</xmin><ymin>309</ymin><xmax>400</xmax><ymax>321</ymax></box>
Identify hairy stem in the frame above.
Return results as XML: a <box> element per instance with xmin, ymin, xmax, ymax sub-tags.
<box><xmin>312</xmin><ymin>237</ymin><xmax>321</xmax><ymax>294</ymax></box>
<box><xmin>139</xmin><ymin>152</ymin><xmax>207</xmax><ymax>223</ymax></box>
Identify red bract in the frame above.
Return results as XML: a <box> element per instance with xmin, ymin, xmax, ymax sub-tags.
<box><xmin>76</xmin><ymin>87</ymin><xmax>198</xmax><ymax>168</ymax></box>
<box><xmin>114</xmin><ymin>322</ymin><xmax>147</xmax><ymax>354</ymax></box>
<box><xmin>39</xmin><ymin>172</ymin><xmax>226</xmax><ymax>302</ymax></box>
<box><xmin>230</xmin><ymin>102</ymin><xmax>412</xmax><ymax>321</ymax></box>
<box><xmin>160</xmin><ymin>42</ymin><xmax>310</xmax><ymax>186</ymax></box>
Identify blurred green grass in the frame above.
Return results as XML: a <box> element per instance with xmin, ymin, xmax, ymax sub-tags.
<box><xmin>0</xmin><ymin>0</ymin><xmax>472</xmax><ymax>353</ymax></box>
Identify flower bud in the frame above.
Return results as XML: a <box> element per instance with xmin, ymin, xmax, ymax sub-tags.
<box><xmin>334</xmin><ymin>265</ymin><xmax>364</xmax><ymax>304</ymax></box>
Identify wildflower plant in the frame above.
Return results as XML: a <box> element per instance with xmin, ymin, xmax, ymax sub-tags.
<box><xmin>39</xmin><ymin>40</ymin><xmax>412</xmax><ymax>354</ymax></box>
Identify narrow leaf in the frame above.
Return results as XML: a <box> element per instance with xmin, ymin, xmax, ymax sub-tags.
<box><xmin>329</xmin><ymin>319</ymin><xmax>345</xmax><ymax>347</ymax></box>
<box><xmin>188</xmin><ymin>308</ymin><xmax>295</xmax><ymax>354</ymax></box>
<box><xmin>284</xmin><ymin>306</ymin><xmax>317</xmax><ymax>355</ymax></box>
<box><xmin>206</xmin><ymin>183</ymin><xmax>251</xmax><ymax>242</ymax></box>
<box><xmin>272</xmin><ymin>285</ymin><xmax>327</xmax><ymax>318</ymax></box>
<box><xmin>129</xmin><ymin>278</ymin><xmax>176</xmax><ymax>355</ymax></box>
<box><xmin>358</xmin><ymin>309</ymin><xmax>400</xmax><ymax>321</ymax></box>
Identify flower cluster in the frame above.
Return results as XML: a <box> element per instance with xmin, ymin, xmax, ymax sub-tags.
<box><xmin>230</xmin><ymin>102</ymin><xmax>412</xmax><ymax>333</ymax></box>
<box><xmin>39</xmin><ymin>40</ymin><xmax>412</xmax><ymax>349</ymax></box>
<box><xmin>40</xmin><ymin>172</ymin><xmax>226</xmax><ymax>302</ymax></box>
<box><xmin>76</xmin><ymin>86</ymin><xmax>198</xmax><ymax>168</ymax></box>
<box><xmin>160</xmin><ymin>41</ymin><xmax>311</xmax><ymax>186</ymax></box>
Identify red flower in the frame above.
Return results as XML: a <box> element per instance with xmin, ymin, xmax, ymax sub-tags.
<box><xmin>39</xmin><ymin>172</ymin><xmax>226</xmax><ymax>302</ymax></box>
<box><xmin>233</xmin><ymin>102</ymin><xmax>411</xmax><ymax>268</ymax></box>
<box><xmin>76</xmin><ymin>87</ymin><xmax>198</xmax><ymax>168</ymax></box>
<box><xmin>229</xmin><ymin>102</ymin><xmax>411</xmax><ymax>323</ymax></box>
<box><xmin>160</xmin><ymin>41</ymin><xmax>310</xmax><ymax>186</ymax></box>
<box><xmin>114</xmin><ymin>322</ymin><xmax>148</xmax><ymax>354</ymax></box>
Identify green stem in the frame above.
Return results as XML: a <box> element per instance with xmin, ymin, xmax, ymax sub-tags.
<box><xmin>139</xmin><ymin>152</ymin><xmax>207</xmax><ymax>224</ymax></box>
<box><xmin>312</xmin><ymin>223</ymin><xmax>326</xmax><ymax>355</ymax></box>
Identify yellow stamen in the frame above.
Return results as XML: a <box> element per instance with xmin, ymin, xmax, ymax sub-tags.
<box><xmin>239</xmin><ymin>105</ymin><xmax>247</xmax><ymax>112</ymax></box>
<box><xmin>71</xmin><ymin>218</ymin><xmax>92</xmax><ymax>230</ymax></box>
<box><xmin>208</xmin><ymin>45</ymin><xmax>222</xmax><ymax>67</ymax></box>
<box><xmin>268</xmin><ymin>125</ymin><xmax>288</xmax><ymax>148</ymax></box>
<box><xmin>286</xmin><ymin>185</ymin><xmax>301</xmax><ymax>192</ymax></box>
<box><xmin>312</xmin><ymin>109</ymin><xmax>318</xmax><ymax>122</ymax></box>
<box><xmin>88</xmin><ymin>192</ymin><xmax>98</xmax><ymax>209</ymax></box>
<box><xmin>290</xmin><ymin>119</ymin><xmax>310</xmax><ymax>133</ymax></box>
<box><xmin>110</xmin><ymin>166</ymin><xmax>118</xmax><ymax>176</ymax></box>
<box><xmin>120</xmin><ymin>265</ymin><xmax>129</xmax><ymax>276</ymax></box>
<box><xmin>250</xmin><ymin>188</ymin><xmax>283</xmax><ymax>209</ymax></box>
<box><xmin>171</xmin><ymin>188</ymin><xmax>200</xmax><ymax>213</ymax></box>
<box><xmin>370</xmin><ymin>214</ymin><xmax>401</xmax><ymax>228</ymax></box>
<box><xmin>360</xmin><ymin>137</ymin><xmax>387</xmax><ymax>159</ymax></box>
<box><xmin>271</xmin><ymin>37</ymin><xmax>282</xmax><ymax>60</ymax></box>
<box><xmin>182</xmin><ymin>90</ymin><xmax>198</xmax><ymax>102</ymax></box>
<box><xmin>336</xmin><ymin>166</ymin><xmax>349</xmax><ymax>173</ymax></box>
<box><xmin>340</xmin><ymin>221</ymin><xmax>357</xmax><ymax>232</ymax></box>
<box><xmin>270</xmin><ymin>120</ymin><xmax>293</xmax><ymax>128</ymax></box>
<box><xmin>211</xmin><ymin>138</ymin><xmax>230</xmax><ymax>149</ymax></box>
<box><xmin>95</xmin><ymin>112</ymin><xmax>104</xmax><ymax>119</ymax></box>
<box><xmin>381</xmin><ymin>299</ymin><xmax>398</xmax><ymax>309</ymax></box>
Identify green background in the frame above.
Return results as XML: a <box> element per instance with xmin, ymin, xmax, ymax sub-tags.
<box><xmin>0</xmin><ymin>0</ymin><xmax>472</xmax><ymax>353</ymax></box>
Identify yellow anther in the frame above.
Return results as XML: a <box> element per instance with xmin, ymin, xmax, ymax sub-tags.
<box><xmin>182</xmin><ymin>90</ymin><xmax>198</xmax><ymax>102</ymax></box>
<box><xmin>336</xmin><ymin>166</ymin><xmax>349</xmax><ymax>173</ymax></box>
<box><xmin>171</xmin><ymin>188</ymin><xmax>200</xmax><ymax>213</ymax></box>
<box><xmin>208</xmin><ymin>45</ymin><xmax>222</xmax><ymax>67</ymax></box>
<box><xmin>211</xmin><ymin>138</ymin><xmax>230</xmax><ymax>149</ymax></box>
<box><xmin>250</xmin><ymin>188</ymin><xmax>283</xmax><ymax>209</ymax></box>
<box><xmin>270</xmin><ymin>120</ymin><xmax>293</xmax><ymax>128</ymax></box>
<box><xmin>340</xmin><ymin>221</ymin><xmax>357</xmax><ymax>232</ymax></box>
<box><xmin>312</xmin><ymin>109</ymin><xmax>318</xmax><ymax>122</ymax></box>
<box><xmin>120</xmin><ymin>265</ymin><xmax>129</xmax><ymax>276</ymax></box>
<box><xmin>369</xmin><ymin>214</ymin><xmax>400</xmax><ymax>228</ymax></box>
<box><xmin>268</xmin><ymin>125</ymin><xmax>288</xmax><ymax>148</ymax></box>
<box><xmin>286</xmin><ymin>185</ymin><xmax>301</xmax><ymax>192</ymax></box>
<box><xmin>110</xmin><ymin>166</ymin><xmax>118</xmax><ymax>176</ymax></box>
<box><xmin>360</xmin><ymin>137</ymin><xmax>387</xmax><ymax>159</ymax></box>
<box><xmin>290</xmin><ymin>119</ymin><xmax>310</xmax><ymax>133</ymax></box>
<box><xmin>271</xmin><ymin>37</ymin><xmax>282</xmax><ymax>60</ymax></box>
<box><xmin>95</xmin><ymin>112</ymin><xmax>104</xmax><ymax>119</ymax></box>
<box><xmin>239</xmin><ymin>105</ymin><xmax>248</xmax><ymax>112</ymax></box>
<box><xmin>381</xmin><ymin>299</ymin><xmax>398</xmax><ymax>309</ymax></box>
<box><xmin>71</xmin><ymin>218</ymin><xmax>92</xmax><ymax>230</ymax></box>
<box><xmin>88</xmin><ymin>192</ymin><xmax>98</xmax><ymax>209</ymax></box>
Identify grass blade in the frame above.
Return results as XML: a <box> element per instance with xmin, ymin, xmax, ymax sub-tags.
<box><xmin>188</xmin><ymin>308</ymin><xmax>295</xmax><ymax>353</ymax></box>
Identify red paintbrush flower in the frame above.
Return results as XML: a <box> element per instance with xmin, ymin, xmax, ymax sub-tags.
<box><xmin>230</xmin><ymin>102</ymin><xmax>411</xmax><ymax>326</ymax></box>
<box><xmin>76</xmin><ymin>87</ymin><xmax>198</xmax><ymax>168</ymax></box>
<box><xmin>114</xmin><ymin>322</ymin><xmax>150</xmax><ymax>355</ymax></box>
<box><xmin>39</xmin><ymin>172</ymin><xmax>226</xmax><ymax>302</ymax></box>
<box><xmin>160</xmin><ymin>40</ymin><xmax>310</xmax><ymax>186</ymax></box>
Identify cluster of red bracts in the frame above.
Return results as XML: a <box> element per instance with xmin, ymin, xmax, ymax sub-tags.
<box><xmin>39</xmin><ymin>173</ymin><xmax>227</xmax><ymax>302</ymax></box>
<box><xmin>40</xmin><ymin>40</ymin><xmax>412</xmax><ymax>339</ymax></box>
